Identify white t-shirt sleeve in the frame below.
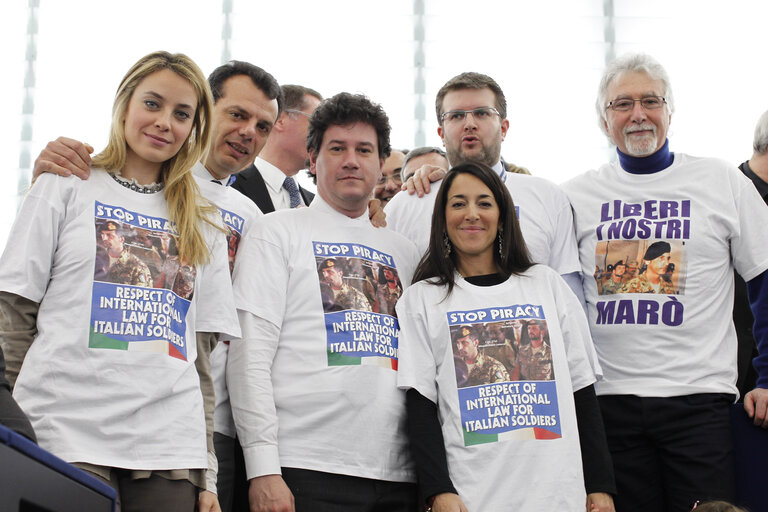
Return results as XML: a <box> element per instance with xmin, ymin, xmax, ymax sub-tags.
<box><xmin>231</xmin><ymin>221</ymin><xmax>289</xmax><ymax>326</ymax></box>
<box><xmin>730</xmin><ymin>170</ymin><xmax>768</xmax><ymax>281</ymax></box>
<box><xmin>547</xmin><ymin>187</ymin><xmax>582</xmax><ymax>276</ymax></box>
<box><xmin>226</xmin><ymin>311</ymin><xmax>283</xmax><ymax>479</ymax></box>
<box><xmin>396</xmin><ymin>285</ymin><xmax>439</xmax><ymax>403</ymax></box>
<box><xmin>0</xmin><ymin>175</ymin><xmax>67</xmax><ymax>300</ymax></box>
<box><xmin>549</xmin><ymin>269</ymin><xmax>598</xmax><ymax>392</ymax></box>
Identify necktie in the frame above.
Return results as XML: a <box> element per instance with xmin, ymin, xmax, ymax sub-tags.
<box><xmin>283</xmin><ymin>177</ymin><xmax>302</xmax><ymax>208</ymax></box>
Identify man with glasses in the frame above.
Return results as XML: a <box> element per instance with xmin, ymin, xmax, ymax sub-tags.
<box><xmin>563</xmin><ymin>53</ymin><xmax>768</xmax><ymax>512</ymax></box>
<box><xmin>386</xmin><ymin>73</ymin><xmax>583</xmax><ymax>287</ymax></box>
<box><xmin>374</xmin><ymin>149</ymin><xmax>406</xmax><ymax>206</ymax></box>
<box><xmin>233</xmin><ymin>84</ymin><xmax>322</xmax><ymax>212</ymax></box>
<box><xmin>385</xmin><ymin>71</ymin><xmax>615</xmax><ymax>512</ymax></box>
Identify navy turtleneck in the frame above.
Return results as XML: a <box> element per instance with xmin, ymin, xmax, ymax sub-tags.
<box><xmin>617</xmin><ymin>139</ymin><xmax>674</xmax><ymax>175</ymax></box>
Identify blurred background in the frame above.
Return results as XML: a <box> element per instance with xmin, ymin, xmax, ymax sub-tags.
<box><xmin>1</xmin><ymin>0</ymin><xmax>765</xmax><ymax>248</ymax></box>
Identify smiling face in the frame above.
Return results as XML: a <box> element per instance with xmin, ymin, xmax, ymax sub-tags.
<box><xmin>445</xmin><ymin>173</ymin><xmax>501</xmax><ymax>275</ymax></box>
<box><xmin>603</xmin><ymin>71</ymin><xmax>671</xmax><ymax>157</ymax></box>
<box><xmin>438</xmin><ymin>88</ymin><xmax>509</xmax><ymax>167</ymax></box>
<box><xmin>205</xmin><ymin>75</ymin><xmax>279</xmax><ymax>179</ymax></box>
<box><xmin>310</xmin><ymin>122</ymin><xmax>383</xmax><ymax>217</ymax></box>
<box><xmin>123</xmin><ymin>69</ymin><xmax>197</xmax><ymax>181</ymax></box>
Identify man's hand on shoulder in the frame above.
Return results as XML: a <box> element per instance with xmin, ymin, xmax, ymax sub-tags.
<box><xmin>249</xmin><ymin>474</ymin><xmax>295</xmax><ymax>512</ymax></box>
<box><xmin>744</xmin><ymin>387</ymin><xmax>768</xmax><ymax>428</ymax></box>
<box><xmin>33</xmin><ymin>137</ymin><xmax>93</xmax><ymax>181</ymax></box>
<box><xmin>402</xmin><ymin>164</ymin><xmax>448</xmax><ymax>197</ymax></box>
<box><xmin>368</xmin><ymin>198</ymin><xmax>387</xmax><ymax>228</ymax></box>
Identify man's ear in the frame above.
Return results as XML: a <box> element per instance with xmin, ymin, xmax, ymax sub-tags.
<box><xmin>273</xmin><ymin>112</ymin><xmax>289</xmax><ymax>132</ymax></box>
<box><xmin>500</xmin><ymin>118</ymin><xmax>510</xmax><ymax>141</ymax></box>
<box><xmin>309</xmin><ymin>150</ymin><xmax>318</xmax><ymax>173</ymax></box>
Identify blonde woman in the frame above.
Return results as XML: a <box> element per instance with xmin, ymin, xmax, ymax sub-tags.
<box><xmin>0</xmin><ymin>51</ymin><xmax>238</xmax><ymax>512</ymax></box>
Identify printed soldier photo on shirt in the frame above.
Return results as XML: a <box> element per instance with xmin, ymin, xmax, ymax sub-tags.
<box><xmin>94</xmin><ymin>218</ymin><xmax>196</xmax><ymax>299</ymax></box>
<box><xmin>314</xmin><ymin>242</ymin><xmax>403</xmax><ymax>368</ymax></box>
<box><xmin>448</xmin><ymin>307</ymin><xmax>563</xmax><ymax>443</ymax></box>
<box><xmin>316</xmin><ymin>256</ymin><xmax>404</xmax><ymax>315</ymax></box>
<box><xmin>226</xmin><ymin>225</ymin><xmax>241</xmax><ymax>274</ymax></box>
<box><xmin>90</xmin><ymin>203</ymin><xmax>199</xmax><ymax>360</ymax></box>
<box><xmin>453</xmin><ymin>324</ymin><xmax>511</xmax><ymax>388</ymax></box>
<box><xmin>317</xmin><ymin>257</ymin><xmax>374</xmax><ymax>312</ymax></box>
<box><xmin>594</xmin><ymin>239</ymin><xmax>686</xmax><ymax>295</ymax></box>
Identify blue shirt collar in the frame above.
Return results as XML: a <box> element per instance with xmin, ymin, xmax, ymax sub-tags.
<box><xmin>617</xmin><ymin>139</ymin><xmax>674</xmax><ymax>174</ymax></box>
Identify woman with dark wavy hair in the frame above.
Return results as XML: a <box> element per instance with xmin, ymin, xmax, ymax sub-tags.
<box><xmin>396</xmin><ymin>162</ymin><xmax>615</xmax><ymax>511</ymax></box>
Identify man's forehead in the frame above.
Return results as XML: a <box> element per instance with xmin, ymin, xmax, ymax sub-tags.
<box><xmin>322</xmin><ymin>122</ymin><xmax>378</xmax><ymax>147</ymax></box>
<box><xmin>442</xmin><ymin>87</ymin><xmax>497</xmax><ymax>110</ymax></box>
<box><xmin>217</xmin><ymin>75</ymin><xmax>278</xmax><ymax>114</ymax></box>
<box><xmin>382</xmin><ymin>151</ymin><xmax>405</xmax><ymax>172</ymax></box>
<box><xmin>406</xmin><ymin>152</ymin><xmax>447</xmax><ymax>169</ymax></box>
<box><xmin>608</xmin><ymin>71</ymin><xmax>665</xmax><ymax>98</ymax></box>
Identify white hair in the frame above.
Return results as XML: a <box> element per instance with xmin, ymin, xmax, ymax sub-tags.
<box><xmin>596</xmin><ymin>53</ymin><xmax>675</xmax><ymax>137</ymax></box>
<box><xmin>752</xmin><ymin>110</ymin><xmax>768</xmax><ymax>154</ymax></box>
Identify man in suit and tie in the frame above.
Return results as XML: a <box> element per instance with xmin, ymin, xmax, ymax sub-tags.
<box><xmin>233</xmin><ymin>84</ymin><xmax>322</xmax><ymax>212</ymax></box>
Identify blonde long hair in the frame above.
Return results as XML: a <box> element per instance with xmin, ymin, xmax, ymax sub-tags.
<box><xmin>92</xmin><ymin>51</ymin><xmax>215</xmax><ymax>266</ymax></box>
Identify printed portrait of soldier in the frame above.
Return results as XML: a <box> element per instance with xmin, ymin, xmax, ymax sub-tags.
<box><xmin>452</xmin><ymin>324</ymin><xmax>509</xmax><ymax>388</ymax></box>
<box><xmin>317</xmin><ymin>258</ymin><xmax>373</xmax><ymax>312</ymax></box>
<box><xmin>619</xmin><ymin>241</ymin><xmax>677</xmax><ymax>294</ymax></box>
<box><xmin>95</xmin><ymin>220</ymin><xmax>153</xmax><ymax>287</ymax></box>
<box><xmin>373</xmin><ymin>264</ymin><xmax>402</xmax><ymax>316</ymax></box>
<box><xmin>518</xmin><ymin>320</ymin><xmax>554</xmax><ymax>381</ymax></box>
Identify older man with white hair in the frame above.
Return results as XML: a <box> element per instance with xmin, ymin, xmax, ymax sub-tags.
<box><xmin>564</xmin><ymin>53</ymin><xmax>768</xmax><ymax>512</ymax></box>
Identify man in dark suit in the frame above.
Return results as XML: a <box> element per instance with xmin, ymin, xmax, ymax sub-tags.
<box><xmin>233</xmin><ymin>85</ymin><xmax>322</xmax><ymax>212</ymax></box>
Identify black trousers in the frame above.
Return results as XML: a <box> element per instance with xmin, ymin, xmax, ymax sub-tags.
<box><xmin>282</xmin><ymin>467</ymin><xmax>418</xmax><ymax>512</ymax></box>
<box><xmin>213</xmin><ymin>432</ymin><xmax>249</xmax><ymax>512</ymax></box>
<box><xmin>598</xmin><ymin>394</ymin><xmax>735</xmax><ymax>512</ymax></box>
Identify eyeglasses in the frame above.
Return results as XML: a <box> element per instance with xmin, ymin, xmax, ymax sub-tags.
<box><xmin>440</xmin><ymin>107</ymin><xmax>501</xmax><ymax>124</ymax></box>
<box><xmin>376</xmin><ymin>173</ymin><xmax>402</xmax><ymax>186</ymax></box>
<box><xmin>606</xmin><ymin>96</ymin><xmax>667</xmax><ymax>112</ymax></box>
<box><xmin>285</xmin><ymin>109</ymin><xmax>312</xmax><ymax>120</ymax></box>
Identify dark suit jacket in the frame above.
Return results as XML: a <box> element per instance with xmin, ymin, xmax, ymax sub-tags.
<box><xmin>232</xmin><ymin>163</ymin><xmax>314</xmax><ymax>214</ymax></box>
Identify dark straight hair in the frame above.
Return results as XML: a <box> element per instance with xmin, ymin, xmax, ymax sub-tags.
<box><xmin>413</xmin><ymin>161</ymin><xmax>533</xmax><ymax>295</ymax></box>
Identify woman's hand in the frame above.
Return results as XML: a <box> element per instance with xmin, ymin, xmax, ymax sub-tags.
<box><xmin>431</xmin><ymin>492</ymin><xmax>469</xmax><ymax>512</ymax></box>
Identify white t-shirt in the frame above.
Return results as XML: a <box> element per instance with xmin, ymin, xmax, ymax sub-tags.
<box><xmin>384</xmin><ymin>169</ymin><xmax>581</xmax><ymax>276</ymax></box>
<box><xmin>397</xmin><ymin>265</ymin><xmax>595</xmax><ymax>511</ymax></box>
<box><xmin>0</xmin><ymin>170</ymin><xmax>239</xmax><ymax>470</ymax></box>
<box><xmin>192</xmin><ymin>162</ymin><xmax>265</xmax><ymax>438</ymax></box>
<box><xmin>227</xmin><ymin>196</ymin><xmax>420</xmax><ymax>482</ymax></box>
<box><xmin>563</xmin><ymin>153</ymin><xmax>768</xmax><ymax>397</ymax></box>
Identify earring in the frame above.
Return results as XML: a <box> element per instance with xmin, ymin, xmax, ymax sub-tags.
<box><xmin>497</xmin><ymin>231</ymin><xmax>504</xmax><ymax>257</ymax></box>
<box><xmin>443</xmin><ymin>232</ymin><xmax>452</xmax><ymax>257</ymax></box>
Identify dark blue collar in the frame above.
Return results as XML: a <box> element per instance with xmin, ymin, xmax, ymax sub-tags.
<box><xmin>617</xmin><ymin>139</ymin><xmax>674</xmax><ymax>174</ymax></box>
